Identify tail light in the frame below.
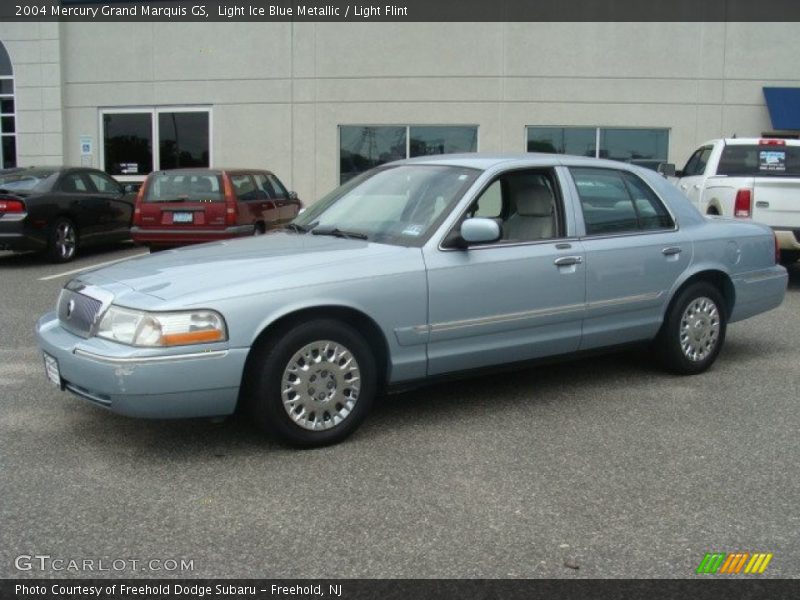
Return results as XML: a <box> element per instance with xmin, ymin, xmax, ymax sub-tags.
<box><xmin>734</xmin><ymin>189</ymin><xmax>752</xmax><ymax>218</ymax></box>
<box><xmin>774</xmin><ymin>232</ymin><xmax>781</xmax><ymax>265</ymax></box>
<box><xmin>0</xmin><ymin>199</ymin><xmax>25</xmax><ymax>213</ymax></box>
<box><xmin>132</xmin><ymin>183</ymin><xmax>146</xmax><ymax>226</ymax></box>
<box><xmin>222</xmin><ymin>175</ymin><xmax>238</xmax><ymax>226</ymax></box>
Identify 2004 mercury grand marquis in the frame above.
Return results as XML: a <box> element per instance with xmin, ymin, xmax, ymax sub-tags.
<box><xmin>36</xmin><ymin>155</ymin><xmax>788</xmax><ymax>446</ymax></box>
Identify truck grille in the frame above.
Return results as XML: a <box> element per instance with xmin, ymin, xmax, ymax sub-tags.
<box><xmin>58</xmin><ymin>289</ymin><xmax>104</xmax><ymax>338</ymax></box>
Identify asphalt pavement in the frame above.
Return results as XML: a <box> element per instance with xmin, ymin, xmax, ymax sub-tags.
<box><xmin>1</xmin><ymin>244</ymin><xmax>799</xmax><ymax>579</ymax></box>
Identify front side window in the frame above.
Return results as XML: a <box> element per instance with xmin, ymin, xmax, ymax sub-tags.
<box><xmin>571</xmin><ymin>167</ymin><xmax>673</xmax><ymax>235</ymax></box>
<box><xmin>465</xmin><ymin>170</ymin><xmax>562</xmax><ymax>244</ymax></box>
<box><xmin>339</xmin><ymin>125</ymin><xmax>478</xmax><ymax>184</ymax></box>
<box><xmin>682</xmin><ymin>146</ymin><xmax>713</xmax><ymax>177</ymax></box>
<box><xmin>293</xmin><ymin>165</ymin><xmax>479</xmax><ymax>246</ymax></box>
<box><xmin>102</xmin><ymin>108</ymin><xmax>211</xmax><ymax>178</ymax></box>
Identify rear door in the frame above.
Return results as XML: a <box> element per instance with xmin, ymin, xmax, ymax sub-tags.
<box><xmin>567</xmin><ymin>166</ymin><xmax>691</xmax><ymax>350</ymax></box>
<box><xmin>84</xmin><ymin>170</ymin><xmax>132</xmax><ymax>239</ymax></box>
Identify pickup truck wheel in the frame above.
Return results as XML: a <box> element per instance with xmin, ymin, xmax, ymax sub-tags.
<box><xmin>245</xmin><ymin>319</ymin><xmax>376</xmax><ymax>447</ymax></box>
<box><xmin>656</xmin><ymin>282</ymin><xmax>727</xmax><ymax>375</ymax></box>
<box><xmin>47</xmin><ymin>217</ymin><xmax>78</xmax><ymax>263</ymax></box>
<box><xmin>779</xmin><ymin>250</ymin><xmax>799</xmax><ymax>265</ymax></box>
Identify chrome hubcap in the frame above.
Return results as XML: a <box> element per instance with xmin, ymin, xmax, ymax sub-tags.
<box><xmin>55</xmin><ymin>222</ymin><xmax>76</xmax><ymax>259</ymax></box>
<box><xmin>679</xmin><ymin>297</ymin><xmax>720</xmax><ymax>362</ymax></box>
<box><xmin>281</xmin><ymin>340</ymin><xmax>361</xmax><ymax>431</ymax></box>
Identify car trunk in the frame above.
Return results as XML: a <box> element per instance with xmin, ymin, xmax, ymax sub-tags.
<box><xmin>138</xmin><ymin>172</ymin><xmax>228</xmax><ymax>230</ymax></box>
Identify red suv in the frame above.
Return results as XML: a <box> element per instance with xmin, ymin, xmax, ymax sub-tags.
<box><xmin>131</xmin><ymin>169</ymin><xmax>302</xmax><ymax>250</ymax></box>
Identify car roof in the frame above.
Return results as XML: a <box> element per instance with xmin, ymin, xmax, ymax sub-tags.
<box><xmin>392</xmin><ymin>152</ymin><xmax>645</xmax><ymax>171</ymax></box>
<box><xmin>150</xmin><ymin>168</ymin><xmax>273</xmax><ymax>176</ymax></box>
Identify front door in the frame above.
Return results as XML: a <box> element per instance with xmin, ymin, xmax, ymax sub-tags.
<box><xmin>423</xmin><ymin>168</ymin><xmax>586</xmax><ymax>376</ymax></box>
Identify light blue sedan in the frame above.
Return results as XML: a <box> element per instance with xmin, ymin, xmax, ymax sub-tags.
<box><xmin>36</xmin><ymin>155</ymin><xmax>788</xmax><ymax>446</ymax></box>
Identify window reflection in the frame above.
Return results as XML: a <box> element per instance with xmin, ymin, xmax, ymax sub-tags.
<box><xmin>103</xmin><ymin>113</ymin><xmax>153</xmax><ymax>176</ymax></box>
<box><xmin>409</xmin><ymin>126</ymin><xmax>477</xmax><ymax>157</ymax></box>
<box><xmin>158</xmin><ymin>112</ymin><xmax>210</xmax><ymax>169</ymax></box>
<box><xmin>340</xmin><ymin>126</ymin><xmax>406</xmax><ymax>184</ymax></box>
<box><xmin>527</xmin><ymin>126</ymin><xmax>669</xmax><ymax>170</ymax></box>
<box><xmin>528</xmin><ymin>127</ymin><xmax>596</xmax><ymax>157</ymax></box>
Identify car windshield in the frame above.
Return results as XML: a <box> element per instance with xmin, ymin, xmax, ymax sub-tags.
<box><xmin>292</xmin><ymin>165</ymin><xmax>479</xmax><ymax>246</ymax></box>
<box><xmin>144</xmin><ymin>172</ymin><xmax>224</xmax><ymax>202</ymax></box>
<box><xmin>0</xmin><ymin>169</ymin><xmax>58</xmax><ymax>192</ymax></box>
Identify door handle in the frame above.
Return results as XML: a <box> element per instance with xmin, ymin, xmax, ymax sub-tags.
<box><xmin>662</xmin><ymin>246</ymin><xmax>682</xmax><ymax>256</ymax></box>
<box><xmin>693</xmin><ymin>184</ymin><xmax>701</xmax><ymax>190</ymax></box>
<box><xmin>554</xmin><ymin>256</ymin><xmax>583</xmax><ymax>266</ymax></box>
<box><xmin>680</xmin><ymin>184</ymin><xmax>688</xmax><ymax>190</ymax></box>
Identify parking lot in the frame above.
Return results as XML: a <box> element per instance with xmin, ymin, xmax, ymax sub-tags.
<box><xmin>1</xmin><ymin>244</ymin><xmax>798</xmax><ymax>579</ymax></box>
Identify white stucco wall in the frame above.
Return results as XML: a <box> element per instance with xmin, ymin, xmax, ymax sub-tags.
<box><xmin>3</xmin><ymin>21</ymin><xmax>800</xmax><ymax>203</ymax></box>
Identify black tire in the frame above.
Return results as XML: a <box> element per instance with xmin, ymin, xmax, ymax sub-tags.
<box><xmin>47</xmin><ymin>217</ymin><xmax>78</xmax><ymax>263</ymax></box>
<box><xmin>244</xmin><ymin>319</ymin><xmax>376</xmax><ymax>447</ymax></box>
<box><xmin>655</xmin><ymin>282</ymin><xmax>727</xmax><ymax>375</ymax></box>
<box><xmin>779</xmin><ymin>250</ymin><xmax>799</xmax><ymax>266</ymax></box>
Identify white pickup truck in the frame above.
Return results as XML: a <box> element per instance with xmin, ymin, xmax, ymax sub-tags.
<box><xmin>666</xmin><ymin>138</ymin><xmax>800</xmax><ymax>264</ymax></box>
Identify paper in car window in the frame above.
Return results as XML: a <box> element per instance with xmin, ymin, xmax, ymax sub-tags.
<box><xmin>759</xmin><ymin>150</ymin><xmax>786</xmax><ymax>172</ymax></box>
<box><xmin>402</xmin><ymin>224</ymin><xmax>425</xmax><ymax>236</ymax></box>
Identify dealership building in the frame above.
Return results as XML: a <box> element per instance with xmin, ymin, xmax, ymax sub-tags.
<box><xmin>0</xmin><ymin>21</ymin><xmax>799</xmax><ymax>201</ymax></box>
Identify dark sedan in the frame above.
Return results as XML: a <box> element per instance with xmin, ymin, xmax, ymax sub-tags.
<box><xmin>0</xmin><ymin>167</ymin><xmax>135</xmax><ymax>262</ymax></box>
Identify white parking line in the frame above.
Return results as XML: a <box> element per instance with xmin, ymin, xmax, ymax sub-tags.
<box><xmin>38</xmin><ymin>252</ymin><xmax>149</xmax><ymax>281</ymax></box>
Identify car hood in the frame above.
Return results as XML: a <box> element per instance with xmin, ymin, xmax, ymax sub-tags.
<box><xmin>75</xmin><ymin>233</ymin><xmax>414</xmax><ymax>304</ymax></box>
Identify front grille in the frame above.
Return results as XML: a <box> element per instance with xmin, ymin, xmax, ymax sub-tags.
<box><xmin>58</xmin><ymin>290</ymin><xmax>103</xmax><ymax>338</ymax></box>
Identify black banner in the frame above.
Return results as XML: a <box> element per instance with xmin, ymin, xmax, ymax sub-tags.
<box><xmin>4</xmin><ymin>0</ymin><xmax>800</xmax><ymax>22</ymax></box>
<box><xmin>4</xmin><ymin>580</ymin><xmax>800</xmax><ymax>600</ymax></box>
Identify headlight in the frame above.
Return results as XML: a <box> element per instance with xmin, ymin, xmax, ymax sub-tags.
<box><xmin>95</xmin><ymin>306</ymin><xmax>227</xmax><ymax>347</ymax></box>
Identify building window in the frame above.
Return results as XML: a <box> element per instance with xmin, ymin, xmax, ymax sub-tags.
<box><xmin>339</xmin><ymin>125</ymin><xmax>478</xmax><ymax>183</ymax></box>
<box><xmin>0</xmin><ymin>41</ymin><xmax>16</xmax><ymax>169</ymax></box>
<box><xmin>527</xmin><ymin>127</ymin><xmax>669</xmax><ymax>170</ymax></box>
<box><xmin>101</xmin><ymin>107</ymin><xmax>211</xmax><ymax>179</ymax></box>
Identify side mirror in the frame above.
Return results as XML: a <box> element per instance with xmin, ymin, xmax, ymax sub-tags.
<box><xmin>460</xmin><ymin>217</ymin><xmax>501</xmax><ymax>245</ymax></box>
<box><xmin>657</xmin><ymin>163</ymin><xmax>676</xmax><ymax>178</ymax></box>
<box><xmin>122</xmin><ymin>183</ymin><xmax>140</xmax><ymax>194</ymax></box>
<box><xmin>289</xmin><ymin>191</ymin><xmax>298</xmax><ymax>201</ymax></box>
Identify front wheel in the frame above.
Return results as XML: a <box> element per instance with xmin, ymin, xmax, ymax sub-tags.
<box><xmin>655</xmin><ymin>282</ymin><xmax>727</xmax><ymax>375</ymax></box>
<box><xmin>245</xmin><ymin>319</ymin><xmax>376</xmax><ymax>447</ymax></box>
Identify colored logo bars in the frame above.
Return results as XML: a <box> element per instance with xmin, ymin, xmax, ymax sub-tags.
<box><xmin>696</xmin><ymin>552</ymin><xmax>773</xmax><ymax>574</ymax></box>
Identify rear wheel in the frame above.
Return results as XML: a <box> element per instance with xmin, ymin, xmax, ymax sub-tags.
<box><xmin>655</xmin><ymin>282</ymin><xmax>727</xmax><ymax>374</ymax></box>
<box><xmin>47</xmin><ymin>217</ymin><xmax>78</xmax><ymax>263</ymax></box>
<box><xmin>245</xmin><ymin>319</ymin><xmax>376</xmax><ymax>447</ymax></box>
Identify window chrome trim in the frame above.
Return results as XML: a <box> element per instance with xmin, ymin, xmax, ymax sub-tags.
<box><xmin>74</xmin><ymin>348</ymin><xmax>229</xmax><ymax>364</ymax></box>
<box><xmin>416</xmin><ymin>290</ymin><xmax>666</xmax><ymax>336</ymax></box>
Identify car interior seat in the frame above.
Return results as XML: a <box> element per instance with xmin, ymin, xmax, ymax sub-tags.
<box><xmin>504</xmin><ymin>182</ymin><xmax>555</xmax><ymax>241</ymax></box>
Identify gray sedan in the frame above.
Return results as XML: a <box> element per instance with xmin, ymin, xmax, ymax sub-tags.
<box><xmin>36</xmin><ymin>155</ymin><xmax>787</xmax><ymax>446</ymax></box>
